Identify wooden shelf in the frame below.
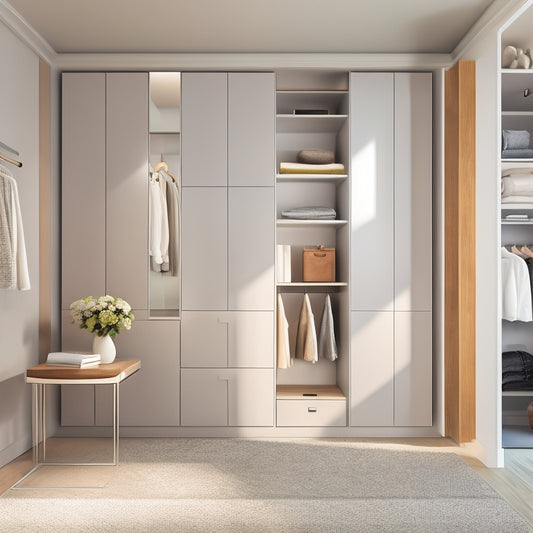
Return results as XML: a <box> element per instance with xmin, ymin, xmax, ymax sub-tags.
<box><xmin>276</xmin><ymin>174</ymin><xmax>347</xmax><ymax>183</ymax></box>
<box><xmin>276</xmin><ymin>114</ymin><xmax>348</xmax><ymax>133</ymax></box>
<box><xmin>276</xmin><ymin>384</ymin><xmax>346</xmax><ymax>400</ymax></box>
<box><xmin>277</xmin><ymin>282</ymin><xmax>347</xmax><ymax>293</ymax></box>
<box><xmin>277</xmin><ymin>219</ymin><xmax>347</xmax><ymax>228</ymax></box>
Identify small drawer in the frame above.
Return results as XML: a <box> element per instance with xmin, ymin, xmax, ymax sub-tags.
<box><xmin>276</xmin><ymin>399</ymin><xmax>346</xmax><ymax>427</ymax></box>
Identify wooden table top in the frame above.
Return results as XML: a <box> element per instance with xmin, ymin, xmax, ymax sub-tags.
<box><xmin>26</xmin><ymin>358</ymin><xmax>141</xmax><ymax>384</ymax></box>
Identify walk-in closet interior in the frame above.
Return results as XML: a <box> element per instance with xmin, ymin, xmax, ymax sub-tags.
<box><xmin>59</xmin><ymin>68</ymin><xmax>433</xmax><ymax>437</ymax></box>
<box><xmin>501</xmin><ymin>9</ymin><xmax>533</xmax><ymax>449</ymax></box>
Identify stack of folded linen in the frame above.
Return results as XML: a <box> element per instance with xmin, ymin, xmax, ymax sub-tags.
<box><xmin>502</xmin><ymin>167</ymin><xmax>533</xmax><ymax>203</ymax></box>
<box><xmin>281</xmin><ymin>206</ymin><xmax>336</xmax><ymax>220</ymax></box>
<box><xmin>279</xmin><ymin>149</ymin><xmax>345</xmax><ymax>174</ymax></box>
<box><xmin>502</xmin><ymin>129</ymin><xmax>533</xmax><ymax>159</ymax></box>
<box><xmin>502</xmin><ymin>350</ymin><xmax>533</xmax><ymax>390</ymax></box>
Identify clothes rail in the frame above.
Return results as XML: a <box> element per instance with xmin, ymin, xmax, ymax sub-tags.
<box><xmin>0</xmin><ymin>140</ymin><xmax>22</xmax><ymax>168</ymax></box>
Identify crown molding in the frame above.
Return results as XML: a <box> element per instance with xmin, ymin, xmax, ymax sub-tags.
<box><xmin>53</xmin><ymin>52</ymin><xmax>452</xmax><ymax>72</ymax></box>
<box><xmin>0</xmin><ymin>0</ymin><xmax>56</xmax><ymax>65</ymax></box>
<box><xmin>452</xmin><ymin>0</ymin><xmax>531</xmax><ymax>62</ymax></box>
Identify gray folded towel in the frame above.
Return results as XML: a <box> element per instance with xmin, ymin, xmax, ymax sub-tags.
<box><xmin>502</xmin><ymin>149</ymin><xmax>533</xmax><ymax>159</ymax></box>
<box><xmin>503</xmin><ymin>130</ymin><xmax>530</xmax><ymax>150</ymax></box>
<box><xmin>281</xmin><ymin>206</ymin><xmax>336</xmax><ymax>220</ymax></box>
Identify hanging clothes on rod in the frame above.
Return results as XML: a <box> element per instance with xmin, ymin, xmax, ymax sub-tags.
<box><xmin>295</xmin><ymin>293</ymin><xmax>318</xmax><ymax>364</ymax></box>
<box><xmin>277</xmin><ymin>293</ymin><xmax>292</xmax><ymax>369</ymax></box>
<box><xmin>501</xmin><ymin>246</ymin><xmax>532</xmax><ymax>321</ymax></box>
<box><xmin>318</xmin><ymin>294</ymin><xmax>338</xmax><ymax>361</ymax></box>
<box><xmin>0</xmin><ymin>163</ymin><xmax>30</xmax><ymax>290</ymax></box>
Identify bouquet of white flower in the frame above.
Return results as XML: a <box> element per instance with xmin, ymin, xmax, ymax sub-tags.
<box><xmin>70</xmin><ymin>295</ymin><xmax>135</xmax><ymax>338</ymax></box>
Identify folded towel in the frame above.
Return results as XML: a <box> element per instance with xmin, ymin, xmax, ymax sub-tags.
<box><xmin>280</xmin><ymin>162</ymin><xmax>345</xmax><ymax>174</ymax></box>
<box><xmin>503</xmin><ymin>129</ymin><xmax>531</xmax><ymax>150</ymax></box>
<box><xmin>502</xmin><ymin>149</ymin><xmax>533</xmax><ymax>159</ymax></box>
<box><xmin>502</xmin><ymin>174</ymin><xmax>533</xmax><ymax>197</ymax></box>
<box><xmin>297</xmin><ymin>150</ymin><xmax>335</xmax><ymax>165</ymax></box>
<box><xmin>281</xmin><ymin>206</ymin><xmax>336</xmax><ymax>220</ymax></box>
<box><xmin>502</xmin><ymin>167</ymin><xmax>533</xmax><ymax>177</ymax></box>
<box><xmin>501</xmin><ymin>195</ymin><xmax>533</xmax><ymax>203</ymax></box>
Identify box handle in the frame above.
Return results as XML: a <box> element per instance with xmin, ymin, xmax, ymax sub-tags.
<box><xmin>313</xmin><ymin>252</ymin><xmax>327</xmax><ymax>258</ymax></box>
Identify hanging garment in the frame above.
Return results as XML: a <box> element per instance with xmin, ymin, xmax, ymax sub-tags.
<box><xmin>158</xmin><ymin>175</ymin><xmax>170</xmax><ymax>272</ymax></box>
<box><xmin>0</xmin><ymin>164</ymin><xmax>30</xmax><ymax>290</ymax></box>
<box><xmin>277</xmin><ymin>293</ymin><xmax>292</xmax><ymax>369</ymax></box>
<box><xmin>295</xmin><ymin>293</ymin><xmax>318</xmax><ymax>363</ymax></box>
<box><xmin>164</xmin><ymin>171</ymin><xmax>180</xmax><ymax>277</ymax></box>
<box><xmin>318</xmin><ymin>294</ymin><xmax>338</xmax><ymax>361</ymax></box>
<box><xmin>501</xmin><ymin>247</ymin><xmax>532</xmax><ymax>322</ymax></box>
<box><xmin>149</xmin><ymin>171</ymin><xmax>170</xmax><ymax>273</ymax></box>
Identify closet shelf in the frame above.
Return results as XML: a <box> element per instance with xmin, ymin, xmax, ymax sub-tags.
<box><xmin>276</xmin><ymin>384</ymin><xmax>346</xmax><ymax>400</ymax></box>
<box><xmin>277</xmin><ymin>282</ymin><xmax>347</xmax><ymax>292</ymax></box>
<box><xmin>276</xmin><ymin>174</ymin><xmax>348</xmax><ymax>183</ymax></box>
<box><xmin>276</xmin><ymin>115</ymin><xmax>348</xmax><ymax>134</ymax></box>
<box><xmin>277</xmin><ymin>219</ymin><xmax>347</xmax><ymax>228</ymax></box>
<box><xmin>501</xmin><ymin>219</ymin><xmax>533</xmax><ymax>224</ymax></box>
<box><xmin>501</xmin><ymin>204</ymin><xmax>533</xmax><ymax>210</ymax></box>
<box><xmin>501</xmin><ymin>111</ymin><xmax>533</xmax><ymax>116</ymax></box>
<box><xmin>502</xmin><ymin>390</ymin><xmax>533</xmax><ymax>396</ymax></box>
<box><xmin>502</xmin><ymin>159</ymin><xmax>533</xmax><ymax>162</ymax></box>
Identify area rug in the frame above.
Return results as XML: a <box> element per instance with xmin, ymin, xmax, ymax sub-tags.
<box><xmin>1</xmin><ymin>438</ymin><xmax>531</xmax><ymax>532</ymax></box>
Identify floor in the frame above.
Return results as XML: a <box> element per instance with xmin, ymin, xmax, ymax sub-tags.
<box><xmin>1</xmin><ymin>437</ymin><xmax>533</xmax><ymax>527</ymax></box>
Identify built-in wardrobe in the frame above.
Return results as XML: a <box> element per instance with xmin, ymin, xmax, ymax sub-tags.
<box><xmin>500</xmin><ymin>67</ymin><xmax>533</xmax><ymax>447</ymax></box>
<box><xmin>60</xmin><ymin>70</ymin><xmax>433</xmax><ymax>436</ymax></box>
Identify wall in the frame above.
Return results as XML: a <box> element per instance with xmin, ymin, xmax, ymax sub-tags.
<box><xmin>0</xmin><ymin>20</ymin><xmax>40</xmax><ymax>467</ymax></box>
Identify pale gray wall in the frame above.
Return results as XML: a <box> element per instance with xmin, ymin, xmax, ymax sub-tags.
<box><xmin>0</xmin><ymin>20</ymin><xmax>40</xmax><ymax>467</ymax></box>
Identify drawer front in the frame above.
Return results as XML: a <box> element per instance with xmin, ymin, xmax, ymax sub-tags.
<box><xmin>276</xmin><ymin>399</ymin><xmax>346</xmax><ymax>427</ymax></box>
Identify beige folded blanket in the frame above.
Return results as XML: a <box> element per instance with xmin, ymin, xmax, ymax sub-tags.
<box><xmin>502</xmin><ymin>174</ymin><xmax>533</xmax><ymax>197</ymax></box>
<box><xmin>280</xmin><ymin>162</ymin><xmax>345</xmax><ymax>174</ymax></box>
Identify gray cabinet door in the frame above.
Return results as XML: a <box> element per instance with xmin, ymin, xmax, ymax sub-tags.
<box><xmin>394</xmin><ymin>311</ymin><xmax>432</xmax><ymax>426</ymax></box>
<box><xmin>228</xmin><ymin>73</ymin><xmax>275</xmax><ymax>186</ymax></box>
<box><xmin>95</xmin><ymin>320</ymin><xmax>180</xmax><ymax>427</ymax></box>
<box><xmin>350</xmin><ymin>72</ymin><xmax>394</xmax><ymax>312</ymax></box>
<box><xmin>228</xmin><ymin>187</ymin><xmax>275</xmax><ymax>311</ymax></box>
<box><xmin>181</xmin><ymin>187</ymin><xmax>228</xmax><ymax>310</ymax></box>
<box><xmin>181</xmin><ymin>73</ymin><xmax>227</xmax><ymax>186</ymax></box>
<box><xmin>350</xmin><ymin>311</ymin><xmax>394</xmax><ymax>426</ymax></box>
<box><xmin>62</xmin><ymin>73</ymin><xmax>106</xmax><ymax>309</ymax></box>
<box><xmin>394</xmin><ymin>73</ymin><xmax>432</xmax><ymax>312</ymax></box>
<box><xmin>106</xmin><ymin>73</ymin><xmax>149</xmax><ymax>311</ymax></box>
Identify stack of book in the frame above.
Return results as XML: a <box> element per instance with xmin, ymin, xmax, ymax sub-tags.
<box><xmin>46</xmin><ymin>352</ymin><xmax>101</xmax><ymax>368</ymax></box>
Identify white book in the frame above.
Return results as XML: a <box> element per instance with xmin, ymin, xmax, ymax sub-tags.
<box><xmin>46</xmin><ymin>352</ymin><xmax>101</xmax><ymax>368</ymax></box>
<box><xmin>283</xmin><ymin>245</ymin><xmax>292</xmax><ymax>282</ymax></box>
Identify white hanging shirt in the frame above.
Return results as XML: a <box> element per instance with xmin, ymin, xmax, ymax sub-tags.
<box><xmin>501</xmin><ymin>247</ymin><xmax>532</xmax><ymax>322</ymax></box>
<box><xmin>0</xmin><ymin>164</ymin><xmax>30</xmax><ymax>290</ymax></box>
<box><xmin>277</xmin><ymin>293</ymin><xmax>293</xmax><ymax>369</ymax></box>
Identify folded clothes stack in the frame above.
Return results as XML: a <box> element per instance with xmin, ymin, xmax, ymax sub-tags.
<box><xmin>502</xmin><ymin>350</ymin><xmax>533</xmax><ymax>390</ymax></box>
<box><xmin>502</xmin><ymin>129</ymin><xmax>533</xmax><ymax>159</ymax></box>
<box><xmin>501</xmin><ymin>167</ymin><xmax>533</xmax><ymax>203</ymax></box>
<box><xmin>279</xmin><ymin>149</ymin><xmax>345</xmax><ymax>174</ymax></box>
<box><xmin>281</xmin><ymin>206</ymin><xmax>336</xmax><ymax>220</ymax></box>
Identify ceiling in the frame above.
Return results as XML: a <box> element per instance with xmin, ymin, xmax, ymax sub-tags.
<box><xmin>7</xmin><ymin>0</ymin><xmax>496</xmax><ymax>55</ymax></box>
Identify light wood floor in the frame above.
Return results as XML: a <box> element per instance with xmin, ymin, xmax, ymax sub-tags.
<box><xmin>1</xmin><ymin>437</ymin><xmax>533</xmax><ymax>526</ymax></box>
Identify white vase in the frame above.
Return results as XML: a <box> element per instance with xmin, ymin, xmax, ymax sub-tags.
<box><xmin>92</xmin><ymin>334</ymin><xmax>116</xmax><ymax>364</ymax></box>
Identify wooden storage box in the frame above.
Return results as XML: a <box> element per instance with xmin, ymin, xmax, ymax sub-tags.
<box><xmin>303</xmin><ymin>246</ymin><xmax>335</xmax><ymax>282</ymax></box>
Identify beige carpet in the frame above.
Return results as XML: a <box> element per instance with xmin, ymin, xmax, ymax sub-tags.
<box><xmin>1</xmin><ymin>438</ymin><xmax>532</xmax><ymax>532</ymax></box>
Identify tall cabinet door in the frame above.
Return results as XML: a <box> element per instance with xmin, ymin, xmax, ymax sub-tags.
<box><xmin>228</xmin><ymin>73</ymin><xmax>275</xmax><ymax>186</ymax></box>
<box><xmin>228</xmin><ymin>187</ymin><xmax>275</xmax><ymax>311</ymax></box>
<box><xmin>181</xmin><ymin>73</ymin><xmax>227</xmax><ymax>187</ymax></box>
<box><xmin>181</xmin><ymin>187</ymin><xmax>227</xmax><ymax>310</ymax></box>
<box><xmin>350</xmin><ymin>72</ymin><xmax>394</xmax><ymax>312</ymax></box>
<box><xmin>95</xmin><ymin>321</ymin><xmax>180</xmax><ymax>427</ymax></box>
<box><xmin>62</xmin><ymin>73</ymin><xmax>106</xmax><ymax>308</ymax></box>
<box><xmin>106</xmin><ymin>73</ymin><xmax>149</xmax><ymax>311</ymax></box>
<box><xmin>394</xmin><ymin>72</ymin><xmax>432</xmax><ymax>312</ymax></box>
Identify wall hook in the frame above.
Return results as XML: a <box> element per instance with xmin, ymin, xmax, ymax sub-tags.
<box><xmin>524</xmin><ymin>88</ymin><xmax>531</xmax><ymax>98</ymax></box>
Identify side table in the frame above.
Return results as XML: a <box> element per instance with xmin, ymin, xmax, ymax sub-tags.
<box><xmin>26</xmin><ymin>358</ymin><xmax>140</xmax><ymax>467</ymax></box>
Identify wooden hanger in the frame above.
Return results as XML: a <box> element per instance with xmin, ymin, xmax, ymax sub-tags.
<box><xmin>155</xmin><ymin>155</ymin><xmax>176</xmax><ymax>184</ymax></box>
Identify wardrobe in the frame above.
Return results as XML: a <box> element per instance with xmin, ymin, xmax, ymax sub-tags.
<box><xmin>59</xmin><ymin>69</ymin><xmax>433</xmax><ymax>435</ymax></box>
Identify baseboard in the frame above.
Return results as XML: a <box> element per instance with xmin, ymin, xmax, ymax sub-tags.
<box><xmin>55</xmin><ymin>425</ymin><xmax>443</xmax><ymax>439</ymax></box>
<box><xmin>0</xmin><ymin>435</ymin><xmax>31</xmax><ymax>469</ymax></box>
